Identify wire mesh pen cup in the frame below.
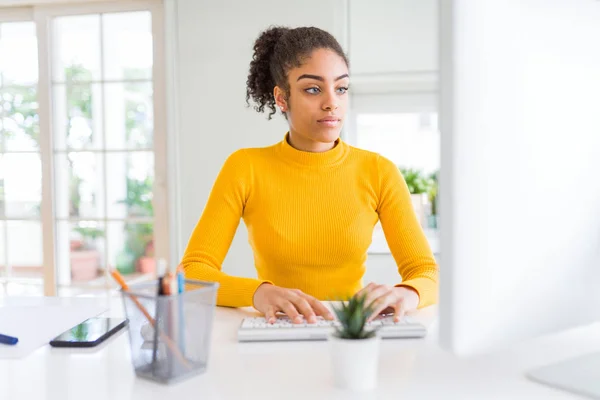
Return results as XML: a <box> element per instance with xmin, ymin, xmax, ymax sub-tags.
<box><xmin>121</xmin><ymin>279</ymin><xmax>219</xmax><ymax>384</ymax></box>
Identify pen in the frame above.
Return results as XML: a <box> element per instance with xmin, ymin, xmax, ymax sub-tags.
<box><xmin>177</xmin><ymin>264</ymin><xmax>185</xmax><ymax>293</ymax></box>
<box><xmin>162</xmin><ymin>274</ymin><xmax>173</xmax><ymax>295</ymax></box>
<box><xmin>177</xmin><ymin>271</ymin><xmax>184</xmax><ymax>294</ymax></box>
<box><xmin>0</xmin><ymin>333</ymin><xmax>18</xmax><ymax>345</ymax></box>
<box><xmin>176</xmin><ymin>264</ymin><xmax>186</xmax><ymax>354</ymax></box>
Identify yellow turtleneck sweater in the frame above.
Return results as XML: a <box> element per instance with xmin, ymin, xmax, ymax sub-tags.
<box><xmin>182</xmin><ymin>134</ymin><xmax>438</xmax><ymax>309</ymax></box>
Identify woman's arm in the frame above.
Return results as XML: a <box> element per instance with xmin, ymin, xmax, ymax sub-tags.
<box><xmin>376</xmin><ymin>155</ymin><xmax>439</xmax><ymax>308</ymax></box>
<box><xmin>181</xmin><ymin>149</ymin><xmax>271</xmax><ymax>307</ymax></box>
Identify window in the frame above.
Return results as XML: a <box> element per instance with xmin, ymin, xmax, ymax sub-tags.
<box><xmin>0</xmin><ymin>19</ymin><xmax>43</xmax><ymax>282</ymax></box>
<box><xmin>347</xmin><ymin>93</ymin><xmax>439</xmax><ymax>254</ymax></box>
<box><xmin>0</xmin><ymin>1</ymin><xmax>167</xmax><ymax>295</ymax></box>
<box><xmin>356</xmin><ymin>113</ymin><xmax>439</xmax><ymax>174</ymax></box>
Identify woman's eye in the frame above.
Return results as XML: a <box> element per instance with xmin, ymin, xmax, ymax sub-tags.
<box><xmin>337</xmin><ymin>87</ymin><xmax>349</xmax><ymax>94</ymax></box>
<box><xmin>305</xmin><ymin>87</ymin><xmax>320</xmax><ymax>94</ymax></box>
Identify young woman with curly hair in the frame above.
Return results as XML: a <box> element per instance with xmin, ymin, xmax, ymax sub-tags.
<box><xmin>182</xmin><ymin>26</ymin><xmax>439</xmax><ymax>324</ymax></box>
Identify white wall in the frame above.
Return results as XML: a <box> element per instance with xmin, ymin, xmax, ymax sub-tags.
<box><xmin>171</xmin><ymin>0</ymin><xmax>346</xmax><ymax>278</ymax></box>
<box><xmin>349</xmin><ymin>0</ymin><xmax>437</xmax><ymax>75</ymax></box>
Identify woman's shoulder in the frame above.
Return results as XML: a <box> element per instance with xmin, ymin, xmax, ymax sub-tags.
<box><xmin>219</xmin><ymin>144</ymin><xmax>279</xmax><ymax>176</ymax></box>
<box><xmin>224</xmin><ymin>142</ymin><xmax>277</xmax><ymax>160</ymax></box>
<box><xmin>226</xmin><ymin>142</ymin><xmax>279</xmax><ymax>166</ymax></box>
<box><xmin>345</xmin><ymin>143</ymin><xmax>395</xmax><ymax>167</ymax></box>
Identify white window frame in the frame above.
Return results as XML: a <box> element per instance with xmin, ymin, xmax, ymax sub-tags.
<box><xmin>0</xmin><ymin>0</ymin><xmax>169</xmax><ymax>295</ymax></box>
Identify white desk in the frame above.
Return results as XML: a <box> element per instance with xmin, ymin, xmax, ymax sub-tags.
<box><xmin>1</xmin><ymin>295</ymin><xmax>599</xmax><ymax>400</ymax></box>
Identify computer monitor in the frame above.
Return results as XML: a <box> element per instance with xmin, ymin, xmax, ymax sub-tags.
<box><xmin>438</xmin><ymin>0</ymin><xmax>600</xmax><ymax>396</ymax></box>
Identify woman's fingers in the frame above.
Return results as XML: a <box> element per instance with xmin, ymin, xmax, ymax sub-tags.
<box><xmin>393</xmin><ymin>298</ymin><xmax>406</xmax><ymax>323</ymax></box>
<box><xmin>355</xmin><ymin>282</ymin><xmax>377</xmax><ymax>299</ymax></box>
<box><xmin>279</xmin><ymin>300</ymin><xmax>303</xmax><ymax>324</ymax></box>
<box><xmin>364</xmin><ymin>285</ymin><xmax>393</xmax><ymax>310</ymax></box>
<box><xmin>264</xmin><ymin>306</ymin><xmax>277</xmax><ymax>324</ymax></box>
<box><xmin>367</xmin><ymin>292</ymin><xmax>397</xmax><ymax>322</ymax></box>
<box><xmin>303</xmin><ymin>294</ymin><xmax>334</xmax><ymax>320</ymax></box>
<box><xmin>291</xmin><ymin>296</ymin><xmax>317</xmax><ymax>324</ymax></box>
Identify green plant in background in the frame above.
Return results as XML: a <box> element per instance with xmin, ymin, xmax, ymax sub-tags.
<box><xmin>399</xmin><ymin>167</ymin><xmax>432</xmax><ymax>195</ymax></box>
<box><xmin>124</xmin><ymin>68</ymin><xmax>153</xmax><ymax>149</ymax></box>
<box><xmin>428</xmin><ymin>170</ymin><xmax>439</xmax><ymax>216</ymax></box>
<box><xmin>116</xmin><ymin>70</ymin><xmax>154</xmax><ymax>274</ymax></box>
<box><xmin>65</xmin><ymin>64</ymin><xmax>93</xmax><ymax>118</ymax></box>
<box><xmin>116</xmin><ymin>176</ymin><xmax>154</xmax><ymax>275</ymax></box>
<box><xmin>0</xmin><ymin>82</ymin><xmax>39</xmax><ymax>216</ymax></box>
<box><xmin>427</xmin><ymin>170</ymin><xmax>439</xmax><ymax>229</ymax></box>
<box><xmin>72</xmin><ymin>226</ymin><xmax>104</xmax><ymax>250</ymax></box>
<box><xmin>64</xmin><ymin>64</ymin><xmax>94</xmax><ymax>218</ymax></box>
<box><xmin>331</xmin><ymin>293</ymin><xmax>377</xmax><ymax>340</ymax></box>
<box><xmin>0</xmin><ymin>86</ymin><xmax>39</xmax><ymax>144</ymax></box>
<box><xmin>399</xmin><ymin>167</ymin><xmax>439</xmax><ymax>229</ymax></box>
<box><xmin>59</xmin><ymin>64</ymin><xmax>154</xmax><ymax>274</ymax></box>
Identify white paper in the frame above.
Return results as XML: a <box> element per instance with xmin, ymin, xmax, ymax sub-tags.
<box><xmin>0</xmin><ymin>297</ymin><xmax>108</xmax><ymax>359</ymax></box>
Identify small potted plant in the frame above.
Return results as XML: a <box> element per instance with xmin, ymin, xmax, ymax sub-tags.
<box><xmin>399</xmin><ymin>167</ymin><xmax>432</xmax><ymax>227</ymax></box>
<box><xmin>70</xmin><ymin>226</ymin><xmax>103</xmax><ymax>281</ymax></box>
<box><xmin>427</xmin><ymin>170</ymin><xmax>439</xmax><ymax>229</ymax></box>
<box><xmin>330</xmin><ymin>293</ymin><xmax>380</xmax><ymax>391</ymax></box>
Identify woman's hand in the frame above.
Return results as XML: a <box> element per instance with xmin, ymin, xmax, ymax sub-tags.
<box><xmin>252</xmin><ymin>283</ymin><xmax>334</xmax><ymax>324</ymax></box>
<box><xmin>356</xmin><ymin>282</ymin><xmax>420</xmax><ymax>322</ymax></box>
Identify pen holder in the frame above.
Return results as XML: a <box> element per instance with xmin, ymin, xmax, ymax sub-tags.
<box><xmin>121</xmin><ymin>279</ymin><xmax>219</xmax><ymax>385</ymax></box>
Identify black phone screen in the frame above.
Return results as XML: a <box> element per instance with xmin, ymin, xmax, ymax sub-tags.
<box><xmin>50</xmin><ymin>317</ymin><xmax>127</xmax><ymax>347</ymax></box>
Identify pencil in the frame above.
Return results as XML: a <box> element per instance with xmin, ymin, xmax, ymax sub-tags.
<box><xmin>110</xmin><ymin>269</ymin><xmax>191</xmax><ymax>369</ymax></box>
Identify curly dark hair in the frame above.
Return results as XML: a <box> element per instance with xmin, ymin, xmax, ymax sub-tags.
<box><xmin>246</xmin><ymin>26</ymin><xmax>349</xmax><ymax>120</ymax></box>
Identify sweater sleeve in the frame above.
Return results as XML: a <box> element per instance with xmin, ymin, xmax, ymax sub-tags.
<box><xmin>181</xmin><ymin>149</ymin><xmax>271</xmax><ymax>307</ymax></box>
<box><xmin>376</xmin><ymin>155</ymin><xmax>439</xmax><ymax>308</ymax></box>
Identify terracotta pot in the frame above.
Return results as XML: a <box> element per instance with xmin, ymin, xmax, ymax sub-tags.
<box><xmin>137</xmin><ymin>256</ymin><xmax>156</xmax><ymax>274</ymax></box>
<box><xmin>70</xmin><ymin>250</ymin><xmax>100</xmax><ymax>281</ymax></box>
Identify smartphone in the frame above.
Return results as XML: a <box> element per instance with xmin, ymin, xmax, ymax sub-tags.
<box><xmin>49</xmin><ymin>317</ymin><xmax>127</xmax><ymax>348</ymax></box>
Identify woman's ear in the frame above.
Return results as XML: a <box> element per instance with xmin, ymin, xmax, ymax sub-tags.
<box><xmin>274</xmin><ymin>86</ymin><xmax>288</xmax><ymax>112</ymax></box>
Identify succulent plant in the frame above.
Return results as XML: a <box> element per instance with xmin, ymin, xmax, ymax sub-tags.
<box><xmin>332</xmin><ymin>293</ymin><xmax>378</xmax><ymax>340</ymax></box>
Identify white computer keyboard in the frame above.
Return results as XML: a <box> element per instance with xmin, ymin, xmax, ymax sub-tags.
<box><xmin>237</xmin><ymin>315</ymin><xmax>427</xmax><ymax>342</ymax></box>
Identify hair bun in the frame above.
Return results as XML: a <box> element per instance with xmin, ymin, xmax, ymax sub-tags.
<box><xmin>246</xmin><ymin>26</ymin><xmax>290</xmax><ymax>119</ymax></box>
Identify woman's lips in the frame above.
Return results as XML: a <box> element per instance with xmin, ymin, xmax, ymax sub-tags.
<box><xmin>317</xmin><ymin>118</ymin><xmax>341</xmax><ymax>127</ymax></box>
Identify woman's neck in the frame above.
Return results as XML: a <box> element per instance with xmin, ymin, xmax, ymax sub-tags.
<box><xmin>287</xmin><ymin>130</ymin><xmax>337</xmax><ymax>153</ymax></box>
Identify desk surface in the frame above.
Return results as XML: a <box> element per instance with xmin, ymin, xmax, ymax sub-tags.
<box><xmin>1</xmin><ymin>295</ymin><xmax>599</xmax><ymax>400</ymax></box>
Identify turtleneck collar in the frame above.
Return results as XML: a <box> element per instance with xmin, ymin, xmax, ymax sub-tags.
<box><xmin>277</xmin><ymin>132</ymin><xmax>348</xmax><ymax>167</ymax></box>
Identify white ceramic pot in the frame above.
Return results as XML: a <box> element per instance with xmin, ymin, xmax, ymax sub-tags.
<box><xmin>329</xmin><ymin>333</ymin><xmax>381</xmax><ymax>391</ymax></box>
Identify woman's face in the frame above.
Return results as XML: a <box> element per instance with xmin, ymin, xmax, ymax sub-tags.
<box><xmin>275</xmin><ymin>48</ymin><xmax>350</xmax><ymax>152</ymax></box>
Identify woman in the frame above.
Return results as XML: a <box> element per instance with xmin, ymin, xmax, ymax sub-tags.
<box><xmin>182</xmin><ymin>26</ymin><xmax>438</xmax><ymax>324</ymax></box>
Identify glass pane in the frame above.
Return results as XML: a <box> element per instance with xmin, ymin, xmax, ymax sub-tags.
<box><xmin>108</xmin><ymin>221</ymin><xmax>154</xmax><ymax>276</ymax></box>
<box><xmin>54</xmin><ymin>152</ymin><xmax>105</xmax><ymax>219</ymax></box>
<box><xmin>105</xmin><ymin>82</ymin><xmax>153</xmax><ymax>149</ymax></box>
<box><xmin>53</xmin><ymin>83</ymin><xmax>103</xmax><ymax>150</ymax></box>
<box><xmin>52</xmin><ymin>15</ymin><xmax>101</xmax><ymax>83</ymax></box>
<box><xmin>357</xmin><ymin>113</ymin><xmax>440</xmax><ymax>174</ymax></box>
<box><xmin>1</xmin><ymin>86</ymin><xmax>39</xmax><ymax>151</ymax></box>
<box><xmin>106</xmin><ymin>152</ymin><xmax>153</xmax><ymax>219</ymax></box>
<box><xmin>0</xmin><ymin>222</ymin><xmax>5</xmax><ymax>277</ymax></box>
<box><xmin>0</xmin><ymin>165</ymin><xmax>4</xmax><ymax>217</ymax></box>
<box><xmin>0</xmin><ymin>22</ymin><xmax>38</xmax><ymax>86</ymax></box>
<box><xmin>56</xmin><ymin>220</ymin><xmax>105</xmax><ymax>283</ymax></box>
<box><xmin>0</xmin><ymin>117</ymin><xmax>4</xmax><ymax>152</ymax></box>
<box><xmin>103</xmin><ymin>12</ymin><xmax>153</xmax><ymax>81</ymax></box>
<box><xmin>1</xmin><ymin>153</ymin><xmax>41</xmax><ymax>218</ymax></box>
<box><xmin>6</xmin><ymin>220</ymin><xmax>43</xmax><ymax>280</ymax></box>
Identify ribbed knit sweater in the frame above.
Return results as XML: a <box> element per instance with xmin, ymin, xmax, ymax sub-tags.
<box><xmin>182</xmin><ymin>133</ymin><xmax>439</xmax><ymax>308</ymax></box>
